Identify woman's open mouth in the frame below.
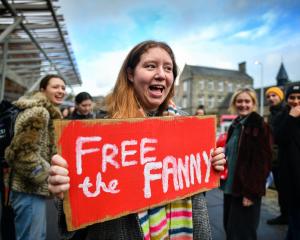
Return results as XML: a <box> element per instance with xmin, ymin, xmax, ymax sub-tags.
<box><xmin>149</xmin><ymin>85</ymin><xmax>165</xmax><ymax>94</ymax></box>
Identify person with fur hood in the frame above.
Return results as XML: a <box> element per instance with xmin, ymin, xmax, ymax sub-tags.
<box><xmin>5</xmin><ymin>74</ymin><xmax>66</xmax><ymax>240</ymax></box>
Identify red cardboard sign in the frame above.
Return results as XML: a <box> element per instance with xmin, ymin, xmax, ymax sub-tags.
<box><xmin>54</xmin><ymin>116</ymin><xmax>219</xmax><ymax>231</ymax></box>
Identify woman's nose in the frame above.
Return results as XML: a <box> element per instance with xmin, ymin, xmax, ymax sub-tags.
<box><xmin>155</xmin><ymin>67</ymin><xmax>166</xmax><ymax>79</ymax></box>
<box><xmin>59</xmin><ymin>87</ymin><xmax>65</xmax><ymax>94</ymax></box>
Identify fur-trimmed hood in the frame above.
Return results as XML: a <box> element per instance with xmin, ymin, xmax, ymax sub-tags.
<box><xmin>14</xmin><ymin>91</ymin><xmax>62</xmax><ymax>119</ymax></box>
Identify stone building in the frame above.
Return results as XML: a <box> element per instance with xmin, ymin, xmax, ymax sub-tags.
<box><xmin>175</xmin><ymin>62</ymin><xmax>253</xmax><ymax>114</ymax></box>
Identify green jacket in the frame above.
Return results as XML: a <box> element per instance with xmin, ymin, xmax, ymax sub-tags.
<box><xmin>5</xmin><ymin>92</ymin><xmax>62</xmax><ymax>196</ymax></box>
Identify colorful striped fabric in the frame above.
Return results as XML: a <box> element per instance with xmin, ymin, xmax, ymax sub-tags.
<box><xmin>138</xmin><ymin>198</ymin><xmax>193</xmax><ymax>240</ymax></box>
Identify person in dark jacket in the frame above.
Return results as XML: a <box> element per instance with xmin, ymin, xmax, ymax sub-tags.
<box><xmin>275</xmin><ymin>84</ymin><xmax>300</xmax><ymax>240</ymax></box>
<box><xmin>265</xmin><ymin>86</ymin><xmax>288</xmax><ymax>225</ymax></box>
<box><xmin>48</xmin><ymin>40</ymin><xmax>226</xmax><ymax>240</ymax></box>
<box><xmin>66</xmin><ymin>93</ymin><xmax>94</xmax><ymax>239</ymax></box>
<box><xmin>68</xmin><ymin>92</ymin><xmax>95</xmax><ymax>119</ymax></box>
<box><xmin>221</xmin><ymin>88</ymin><xmax>272</xmax><ymax>240</ymax></box>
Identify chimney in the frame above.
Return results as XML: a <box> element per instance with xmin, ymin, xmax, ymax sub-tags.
<box><xmin>238</xmin><ymin>62</ymin><xmax>246</xmax><ymax>74</ymax></box>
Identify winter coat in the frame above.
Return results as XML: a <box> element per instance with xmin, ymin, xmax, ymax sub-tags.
<box><xmin>68</xmin><ymin>111</ymin><xmax>95</xmax><ymax>120</ymax></box>
<box><xmin>275</xmin><ymin>107</ymin><xmax>300</xmax><ymax>207</ymax></box>
<box><xmin>268</xmin><ymin>102</ymin><xmax>285</xmax><ymax>168</ymax></box>
<box><xmin>225</xmin><ymin>111</ymin><xmax>272</xmax><ymax>200</ymax></box>
<box><xmin>5</xmin><ymin>92</ymin><xmax>62</xmax><ymax>196</ymax></box>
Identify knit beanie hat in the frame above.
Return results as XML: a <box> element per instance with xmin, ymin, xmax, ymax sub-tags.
<box><xmin>285</xmin><ymin>85</ymin><xmax>300</xmax><ymax>100</ymax></box>
<box><xmin>265</xmin><ymin>87</ymin><xmax>284</xmax><ymax>101</ymax></box>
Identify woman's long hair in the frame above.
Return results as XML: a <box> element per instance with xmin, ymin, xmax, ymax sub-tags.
<box><xmin>105</xmin><ymin>40</ymin><xmax>178</xmax><ymax>118</ymax></box>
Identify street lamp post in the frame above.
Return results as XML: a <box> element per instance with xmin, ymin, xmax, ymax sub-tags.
<box><xmin>255</xmin><ymin>61</ymin><xmax>264</xmax><ymax>116</ymax></box>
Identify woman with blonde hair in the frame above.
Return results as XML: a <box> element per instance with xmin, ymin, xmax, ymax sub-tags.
<box><xmin>48</xmin><ymin>40</ymin><xmax>226</xmax><ymax>240</ymax></box>
<box><xmin>221</xmin><ymin>88</ymin><xmax>272</xmax><ymax>240</ymax></box>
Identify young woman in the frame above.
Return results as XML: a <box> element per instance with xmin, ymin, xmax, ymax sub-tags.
<box><xmin>5</xmin><ymin>74</ymin><xmax>66</xmax><ymax>240</ymax></box>
<box><xmin>221</xmin><ymin>88</ymin><xmax>272</xmax><ymax>240</ymax></box>
<box><xmin>68</xmin><ymin>92</ymin><xmax>95</xmax><ymax>119</ymax></box>
<box><xmin>48</xmin><ymin>40</ymin><xmax>226</xmax><ymax>240</ymax></box>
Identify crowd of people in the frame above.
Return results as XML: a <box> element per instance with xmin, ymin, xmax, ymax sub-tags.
<box><xmin>0</xmin><ymin>40</ymin><xmax>299</xmax><ymax>240</ymax></box>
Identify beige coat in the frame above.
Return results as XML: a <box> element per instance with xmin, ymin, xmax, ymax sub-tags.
<box><xmin>5</xmin><ymin>92</ymin><xmax>62</xmax><ymax>196</ymax></box>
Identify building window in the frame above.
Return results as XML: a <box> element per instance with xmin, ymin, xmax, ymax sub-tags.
<box><xmin>207</xmin><ymin>96</ymin><xmax>214</xmax><ymax>109</ymax></box>
<box><xmin>217</xmin><ymin>96</ymin><xmax>223</xmax><ymax>103</ymax></box>
<box><xmin>218</xmin><ymin>82</ymin><xmax>224</xmax><ymax>92</ymax></box>
<box><xmin>182</xmin><ymin>97</ymin><xmax>187</xmax><ymax>108</ymax></box>
<box><xmin>198</xmin><ymin>80</ymin><xmax>204</xmax><ymax>90</ymax></box>
<box><xmin>198</xmin><ymin>95</ymin><xmax>204</xmax><ymax>106</ymax></box>
<box><xmin>183</xmin><ymin>81</ymin><xmax>188</xmax><ymax>93</ymax></box>
<box><xmin>236</xmin><ymin>84</ymin><xmax>241</xmax><ymax>90</ymax></box>
<box><xmin>227</xmin><ymin>83</ymin><xmax>233</xmax><ymax>92</ymax></box>
<box><xmin>183</xmin><ymin>80</ymin><xmax>191</xmax><ymax>94</ymax></box>
<box><xmin>208</xmin><ymin>81</ymin><xmax>214</xmax><ymax>91</ymax></box>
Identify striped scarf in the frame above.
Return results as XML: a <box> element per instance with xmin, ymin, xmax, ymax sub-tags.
<box><xmin>138</xmin><ymin>100</ymin><xmax>193</xmax><ymax>240</ymax></box>
<box><xmin>138</xmin><ymin>199</ymin><xmax>193</xmax><ymax>240</ymax></box>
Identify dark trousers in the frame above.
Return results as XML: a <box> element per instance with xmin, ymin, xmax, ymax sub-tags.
<box><xmin>286</xmin><ymin>208</ymin><xmax>300</xmax><ymax>240</ymax></box>
<box><xmin>272</xmin><ymin>166</ymin><xmax>289</xmax><ymax>217</ymax></box>
<box><xmin>223</xmin><ymin>194</ymin><xmax>261</xmax><ymax>240</ymax></box>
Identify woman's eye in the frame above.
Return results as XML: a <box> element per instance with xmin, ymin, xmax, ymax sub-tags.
<box><xmin>146</xmin><ymin>64</ymin><xmax>155</xmax><ymax>69</ymax></box>
<box><xmin>165</xmin><ymin>66</ymin><xmax>173</xmax><ymax>72</ymax></box>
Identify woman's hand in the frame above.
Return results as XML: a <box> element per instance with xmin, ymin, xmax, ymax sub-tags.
<box><xmin>48</xmin><ymin>154</ymin><xmax>70</xmax><ymax>199</ymax></box>
<box><xmin>289</xmin><ymin>105</ymin><xmax>300</xmax><ymax>118</ymax></box>
<box><xmin>211</xmin><ymin>147</ymin><xmax>226</xmax><ymax>171</ymax></box>
<box><xmin>242</xmin><ymin>197</ymin><xmax>254</xmax><ymax>207</ymax></box>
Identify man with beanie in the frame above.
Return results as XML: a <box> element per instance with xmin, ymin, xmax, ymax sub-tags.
<box><xmin>274</xmin><ymin>84</ymin><xmax>300</xmax><ymax>239</ymax></box>
<box><xmin>265</xmin><ymin>87</ymin><xmax>289</xmax><ymax>225</ymax></box>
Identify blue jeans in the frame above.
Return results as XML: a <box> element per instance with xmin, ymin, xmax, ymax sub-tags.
<box><xmin>10</xmin><ymin>191</ymin><xmax>47</xmax><ymax>240</ymax></box>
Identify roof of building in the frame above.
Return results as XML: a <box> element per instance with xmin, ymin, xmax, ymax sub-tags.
<box><xmin>0</xmin><ymin>0</ymin><xmax>81</xmax><ymax>92</ymax></box>
<box><xmin>181</xmin><ymin>64</ymin><xmax>253</xmax><ymax>81</ymax></box>
<box><xmin>276</xmin><ymin>62</ymin><xmax>289</xmax><ymax>82</ymax></box>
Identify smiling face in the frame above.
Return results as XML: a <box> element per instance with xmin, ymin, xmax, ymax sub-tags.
<box><xmin>234</xmin><ymin>92</ymin><xmax>255</xmax><ymax>117</ymax></box>
<box><xmin>127</xmin><ymin>47</ymin><xmax>174</xmax><ymax>112</ymax></box>
<box><xmin>41</xmin><ymin>77</ymin><xmax>66</xmax><ymax>105</ymax></box>
<box><xmin>76</xmin><ymin>99</ymin><xmax>93</xmax><ymax>115</ymax></box>
<box><xmin>287</xmin><ymin>93</ymin><xmax>300</xmax><ymax>107</ymax></box>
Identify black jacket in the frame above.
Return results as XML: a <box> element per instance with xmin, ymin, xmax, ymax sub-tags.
<box><xmin>275</xmin><ymin>107</ymin><xmax>300</xmax><ymax>207</ymax></box>
<box><xmin>268</xmin><ymin>102</ymin><xmax>285</xmax><ymax>167</ymax></box>
<box><xmin>268</xmin><ymin>102</ymin><xmax>285</xmax><ymax>144</ymax></box>
<box><xmin>68</xmin><ymin>111</ymin><xmax>95</xmax><ymax>120</ymax></box>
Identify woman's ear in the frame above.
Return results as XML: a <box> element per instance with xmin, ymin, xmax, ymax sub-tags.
<box><xmin>127</xmin><ymin>68</ymin><xmax>134</xmax><ymax>83</ymax></box>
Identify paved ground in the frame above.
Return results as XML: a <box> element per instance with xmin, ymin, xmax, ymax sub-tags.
<box><xmin>206</xmin><ymin>188</ymin><xmax>288</xmax><ymax>240</ymax></box>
